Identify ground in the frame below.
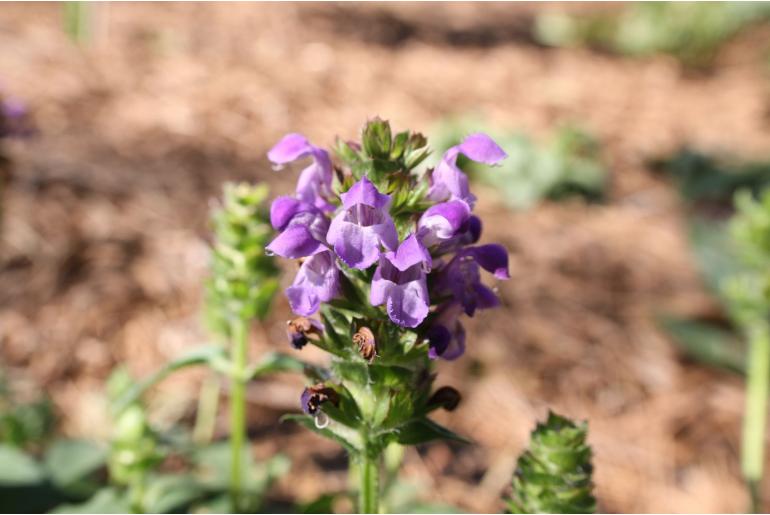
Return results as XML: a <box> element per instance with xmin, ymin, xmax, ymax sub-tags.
<box><xmin>1</xmin><ymin>2</ymin><xmax>770</xmax><ymax>513</ymax></box>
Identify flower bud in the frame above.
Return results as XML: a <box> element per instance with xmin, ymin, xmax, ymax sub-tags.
<box><xmin>287</xmin><ymin>317</ymin><xmax>323</xmax><ymax>350</ymax></box>
<box><xmin>353</xmin><ymin>326</ymin><xmax>377</xmax><ymax>362</ymax></box>
<box><xmin>300</xmin><ymin>383</ymin><xmax>339</xmax><ymax>415</ymax></box>
<box><xmin>428</xmin><ymin>386</ymin><xmax>461</xmax><ymax>411</ymax></box>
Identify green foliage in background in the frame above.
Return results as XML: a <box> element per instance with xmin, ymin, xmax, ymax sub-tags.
<box><xmin>433</xmin><ymin>118</ymin><xmax>606</xmax><ymax>210</ymax></box>
<box><xmin>535</xmin><ymin>2</ymin><xmax>770</xmax><ymax>68</ymax></box>
<box><xmin>507</xmin><ymin>411</ymin><xmax>596</xmax><ymax>514</ymax></box>
<box><xmin>204</xmin><ymin>182</ymin><xmax>280</xmax><ymax>339</ymax></box>
<box><xmin>655</xmin><ymin>149</ymin><xmax>770</xmax><ymax>206</ymax></box>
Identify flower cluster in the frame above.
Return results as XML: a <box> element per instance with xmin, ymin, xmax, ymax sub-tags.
<box><xmin>267</xmin><ymin>121</ymin><xmax>509</xmax><ymax>363</ymax></box>
<box><xmin>267</xmin><ymin>119</ymin><xmax>510</xmax><ymax>513</ymax></box>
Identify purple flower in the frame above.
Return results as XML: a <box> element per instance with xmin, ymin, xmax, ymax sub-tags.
<box><xmin>265</xmin><ymin>202</ymin><xmax>330</xmax><ymax>259</ymax></box>
<box><xmin>286</xmin><ymin>317</ymin><xmax>324</xmax><ymax>350</ymax></box>
<box><xmin>286</xmin><ymin>250</ymin><xmax>340</xmax><ymax>316</ymax></box>
<box><xmin>0</xmin><ymin>97</ymin><xmax>29</xmax><ymax>139</ymax></box>
<box><xmin>417</xmin><ymin>199</ymin><xmax>471</xmax><ymax>248</ymax></box>
<box><xmin>327</xmin><ymin>177</ymin><xmax>398</xmax><ymax>269</ymax></box>
<box><xmin>426</xmin><ymin>302</ymin><xmax>466</xmax><ymax>360</ymax></box>
<box><xmin>268</xmin><ymin>133</ymin><xmax>334</xmax><ymax>211</ymax></box>
<box><xmin>370</xmin><ymin>234</ymin><xmax>431</xmax><ymax>328</ymax></box>
<box><xmin>427</xmin><ymin>133</ymin><xmax>507</xmax><ymax>208</ymax></box>
<box><xmin>437</xmin><ymin>244</ymin><xmax>509</xmax><ymax>317</ymax></box>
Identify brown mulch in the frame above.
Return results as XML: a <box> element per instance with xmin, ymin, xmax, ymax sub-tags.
<box><xmin>2</xmin><ymin>3</ymin><xmax>770</xmax><ymax>512</ymax></box>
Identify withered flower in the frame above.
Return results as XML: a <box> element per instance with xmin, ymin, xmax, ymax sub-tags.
<box><xmin>286</xmin><ymin>316</ymin><xmax>323</xmax><ymax>350</ymax></box>
<box><xmin>353</xmin><ymin>326</ymin><xmax>377</xmax><ymax>362</ymax></box>
<box><xmin>300</xmin><ymin>383</ymin><xmax>340</xmax><ymax>415</ymax></box>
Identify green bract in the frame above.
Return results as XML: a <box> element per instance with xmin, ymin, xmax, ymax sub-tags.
<box><xmin>507</xmin><ymin>412</ymin><xmax>596</xmax><ymax>514</ymax></box>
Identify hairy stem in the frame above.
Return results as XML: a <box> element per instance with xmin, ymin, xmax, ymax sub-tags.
<box><xmin>358</xmin><ymin>451</ymin><xmax>380</xmax><ymax>514</ymax></box>
<box><xmin>229</xmin><ymin>318</ymin><xmax>249</xmax><ymax>513</ymax></box>
<box><xmin>742</xmin><ymin>321</ymin><xmax>770</xmax><ymax>513</ymax></box>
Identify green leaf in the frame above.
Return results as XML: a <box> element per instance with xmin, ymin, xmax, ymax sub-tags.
<box><xmin>0</xmin><ymin>444</ymin><xmax>45</xmax><ymax>486</ymax></box>
<box><xmin>246</xmin><ymin>351</ymin><xmax>307</xmax><ymax>380</ymax></box>
<box><xmin>362</xmin><ymin>118</ymin><xmax>393</xmax><ymax>159</ymax></box>
<box><xmin>281</xmin><ymin>414</ymin><xmax>362</xmax><ymax>453</ymax></box>
<box><xmin>658</xmin><ymin>315</ymin><xmax>745</xmax><ymax>374</ymax></box>
<box><xmin>144</xmin><ymin>474</ymin><xmax>205</xmax><ymax>513</ymax></box>
<box><xmin>112</xmin><ymin>345</ymin><xmax>227</xmax><ymax>414</ymax></box>
<box><xmin>51</xmin><ymin>487</ymin><xmax>132</xmax><ymax>514</ymax></box>
<box><xmin>43</xmin><ymin>439</ymin><xmax>106</xmax><ymax>497</ymax></box>
<box><xmin>393</xmin><ymin>418</ymin><xmax>471</xmax><ymax>446</ymax></box>
<box><xmin>299</xmin><ymin>493</ymin><xmax>338</xmax><ymax>514</ymax></box>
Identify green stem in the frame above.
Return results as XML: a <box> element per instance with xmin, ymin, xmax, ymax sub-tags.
<box><xmin>229</xmin><ymin>318</ymin><xmax>249</xmax><ymax>513</ymax></box>
<box><xmin>742</xmin><ymin>321</ymin><xmax>770</xmax><ymax>513</ymax></box>
<box><xmin>358</xmin><ymin>451</ymin><xmax>380</xmax><ymax>514</ymax></box>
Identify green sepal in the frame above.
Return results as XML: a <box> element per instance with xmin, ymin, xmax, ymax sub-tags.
<box><xmin>390</xmin><ymin>418</ymin><xmax>471</xmax><ymax>446</ymax></box>
<box><xmin>362</xmin><ymin>118</ymin><xmax>393</xmax><ymax>160</ymax></box>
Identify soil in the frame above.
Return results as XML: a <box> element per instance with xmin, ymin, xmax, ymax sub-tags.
<box><xmin>2</xmin><ymin>3</ymin><xmax>770</xmax><ymax>513</ymax></box>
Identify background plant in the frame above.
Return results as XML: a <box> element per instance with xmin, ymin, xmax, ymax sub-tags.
<box><xmin>432</xmin><ymin>118</ymin><xmax>606</xmax><ymax>211</ymax></box>
<box><xmin>506</xmin><ymin>411</ymin><xmax>596</xmax><ymax>514</ymax></box>
<box><xmin>534</xmin><ymin>3</ymin><xmax>770</xmax><ymax>69</ymax></box>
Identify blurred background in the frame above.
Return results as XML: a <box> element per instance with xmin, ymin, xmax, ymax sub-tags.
<box><xmin>3</xmin><ymin>2</ymin><xmax>770</xmax><ymax>512</ymax></box>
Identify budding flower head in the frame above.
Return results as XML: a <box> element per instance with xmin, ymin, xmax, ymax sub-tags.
<box><xmin>286</xmin><ymin>316</ymin><xmax>323</xmax><ymax>350</ymax></box>
<box><xmin>300</xmin><ymin>383</ymin><xmax>339</xmax><ymax>415</ymax></box>
<box><xmin>353</xmin><ymin>326</ymin><xmax>376</xmax><ymax>362</ymax></box>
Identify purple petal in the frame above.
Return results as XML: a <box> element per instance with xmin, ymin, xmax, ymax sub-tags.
<box><xmin>295</xmin><ymin>150</ymin><xmax>334</xmax><ymax>211</ymax></box>
<box><xmin>427</xmin><ymin>157</ymin><xmax>476</xmax><ymax>207</ymax></box>
<box><xmin>427</xmin><ymin>325</ymin><xmax>451</xmax><ymax>360</ymax></box>
<box><xmin>468</xmin><ymin>244</ymin><xmax>510</xmax><ymax>279</ymax></box>
<box><xmin>441</xmin><ymin>322</ymin><xmax>466</xmax><ymax>360</ymax></box>
<box><xmin>457</xmin><ymin>133</ymin><xmax>507</xmax><ymax>165</ymax></box>
<box><xmin>270</xmin><ymin>196</ymin><xmax>307</xmax><ymax>231</ymax></box>
<box><xmin>340</xmin><ymin>176</ymin><xmax>391</xmax><ymax>210</ymax></box>
<box><xmin>266</xmin><ymin>225</ymin><xmax>324</xmax><ymax>259</ymax></box>
<box><xmin>385</xmin><ymin>278</ymin><xmax>429</xmax><ymax>328</ymax></box>
<box><xmin>268</xmin><ymin>133</ymin><xmax>313</xmax><ymax>164</ymax></box>
<box><xmin>286</xmin><ymin>251</ymin><xmax>339</xmax><ymax>316</ymax></box>
<box><xmin>474</xmin><ymin>283</ymin><xmax>500</xmax><ymax>310</ymax></box>
<box><xmin>418</xmin><ymin>200</ymin><xmax>471</xmax><ymax>246</ymax></box>
<box><xmin>328</xmin><ymin>218</ymin><xmax>377</xmax><ymax>269</ymax></box>
<box><xmin>387</xmin><ymin>233</ymin><xmax>431</xmax><ymax>272</ymax></box>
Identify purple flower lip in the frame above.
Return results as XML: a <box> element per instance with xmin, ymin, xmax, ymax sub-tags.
<box><xmin>370</xmin><ymin>234</ymin><xmax>431</xmax><ymax>328</ymax></box>
<box><xmin>426</xmin><ymin>301</ymin><xmax>466</xmax><ymax>360</ymax></box>
<box><xmin>286</xmin><ymin>317</ymin><xmax>324</xmax><ymax>350</ymax></box>
<box><xmin>286</xmin><ymin>249</ymin><xmax>340</xmax><ymax>316</ymax></box>
<box><xmin>417</xmin><ymin>199</ymin><xmax>471</xmax><ymax>248</ymax></box>
<box><xmin>427</xmin><ymin>133</ymin><xmax>507</xmax><ymax>208</ymax></box>
<box><xmin>265</xmin><ymin>208</ymin><xmax>330</xmax><ymax>259</ymax></box>
<box><xmin>327</xmin><ymin>176</ymin><xmax>398</xmax><ymax>269</ymax></box>
<box><xmin>268</xmin><ymin>133</ymin><xmax>334</xmax><ymax>211</ymax></box>
<box><xmin>300</xmin><ymin>383</ymin><xmax>339</xmax><ymax>415</ymax></box>
<box><xmin>437</xmin><ymin>244</ymin><xmax>509</xmax><ymax>317</ymax></box>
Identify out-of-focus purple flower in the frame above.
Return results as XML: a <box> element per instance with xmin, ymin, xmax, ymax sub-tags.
<box><xmin>268</xmin><ymin>133</ymin><xmax>334</xmax><ymax>211</ymax></box>
<box><xmin>370</xmin><ymin>234</ymin><xmax>431</xmax><ymax>328</ymax></box>
<box><xmin>266</xmin><ymin>201</ymin><xmax>330</xmax><ymax>259</ymax></box>
<box><xmin>437</xmin><ymin>244</ymin><xmax>509</xmax><ymax>317</ymax></box>
<box><xmin>427</xmin><ymin>133</ymin><xmax>507</xmax><ymax>208</ymax></box>
<box><xmin>327</xmin><ymin>177</ymin><xmax>398</xmax><ymax>269</ymax></box>
<box><xmin>426</xmin><ymin>302</ymin><xmax>466</xmax><ymax>360</ymax></box>
<box><xmin>286</xmin><ymin>250</ymin><xmax>340</xmax><ymax>316</ymax></box>
<box><xmin>0</xmin><ymin>97</ymin><xmax>30</xmax><ymax>139</ymax></box>
<box><xmin>417</xmin><ymin>199</ymin><xmax>471</xmax><ymax>248</ymax></box>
